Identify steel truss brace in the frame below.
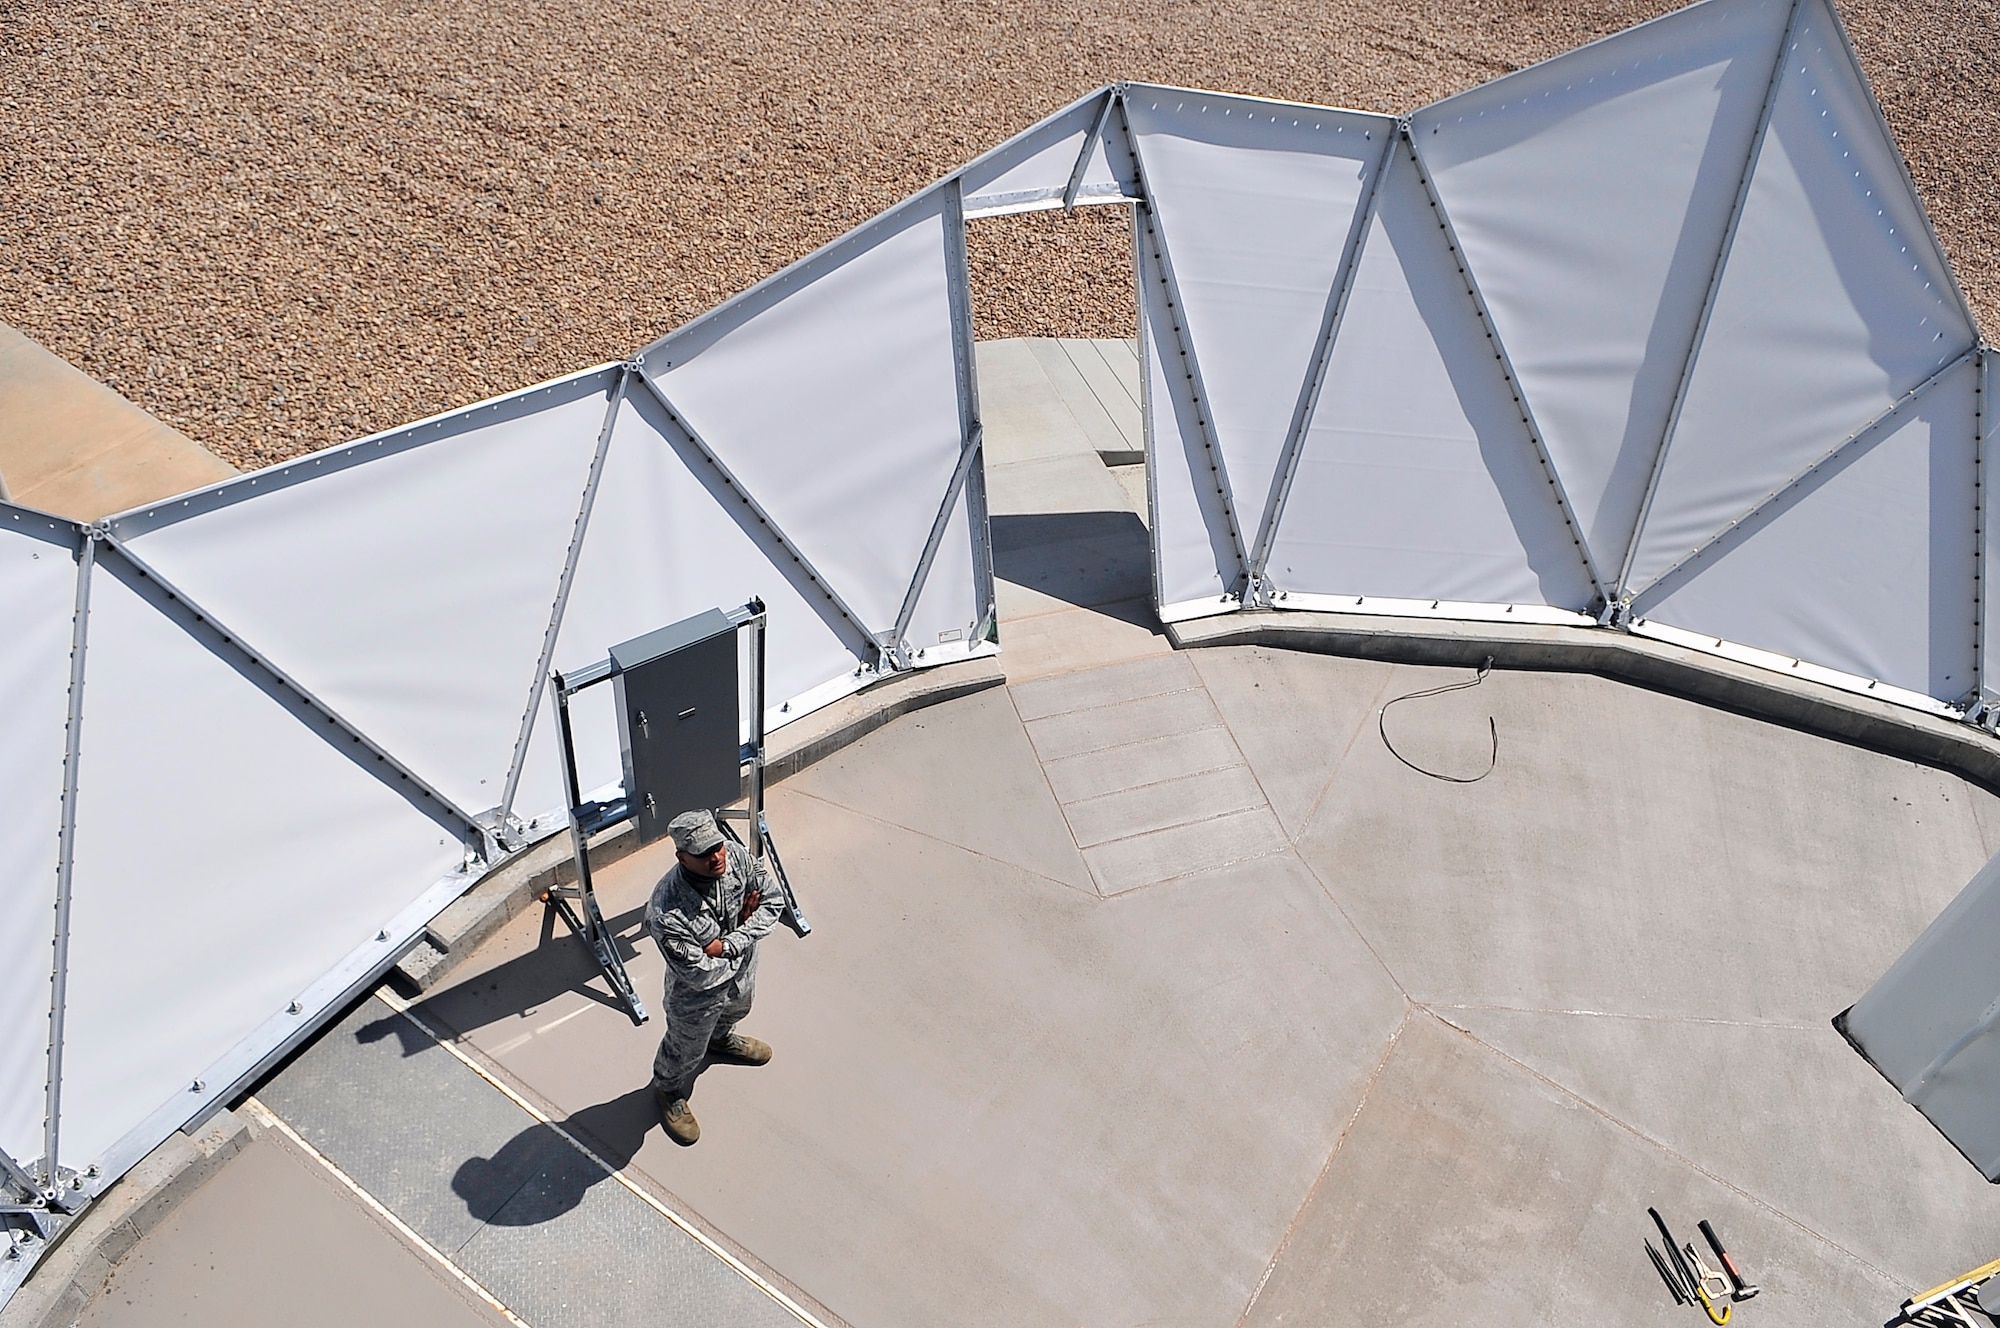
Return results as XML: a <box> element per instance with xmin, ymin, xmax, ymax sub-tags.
<box><xmin>90</xmin><ymin>534</ymin><xmax>488</xmax><ymax>849</ymax></box>
<box><xmin>1402</xmin><ymin>122</ymin><xmax>1610</xmax><ymax>610</ymax></box>
<box><xmin>1612</xmin><ymin>0</ymin><xmax>1811</xmax><ymax>607</ymax></box>
<box><xmin>496</xmin><ymin>366</ymin><xmax>634</xmax><ymax>835</ymax></box>
<box><xmin>1061</xmin><ymin>89</ymin><xmax>1117</xmax><ymax>214</ymax></box>
<box><xmin>1248</xmin><ymin>128</ymin><xmax>1397</xmax><ymax>595</ymax></box>
<box><xmin>42</xmin><ymin>532</ymin><xmax>94</xmax><ymax>1192</ymax></box>
<box><xmin>1627</xmin><ymin>348</ymin><xmax>1981</xmax><ymax>610</ymax></box>
<box><xmin>1978</xmin><ymin>350</ymin><xmax>1994</xmax><ymax>714</ymax></box>
<box><xmin>1117</xmin><ymin>88</ymin><xmax>1255</xmax><ymax>594</ymax></box>
<box><xmin>631</xmin><ymin>369</ymin><xmax>885</xmax><ymax>666</ymax></box>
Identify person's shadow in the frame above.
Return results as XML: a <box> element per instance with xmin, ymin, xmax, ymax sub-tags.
<box><xmin>450</xmin><ymin>1086</ymin><xmax>657</xmax><ymax>1226</ymax></box>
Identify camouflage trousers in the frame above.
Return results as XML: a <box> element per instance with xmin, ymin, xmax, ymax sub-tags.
<box><xmin>650</xmin><ymin>948</ymin><xmax>758</xmax><ymax>1103</ymax></box>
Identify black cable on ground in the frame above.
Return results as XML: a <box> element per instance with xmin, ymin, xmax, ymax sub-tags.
<box><xmin>1377</xmin><ymin>656</ymin><xmax>1497</xmax><ymax>784</ymax></box>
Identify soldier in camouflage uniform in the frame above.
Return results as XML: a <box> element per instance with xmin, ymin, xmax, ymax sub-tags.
<box><xmin>647</xmin><ymin>809</ymin><xmax>783</xmax><ymax>1144</ymax></box>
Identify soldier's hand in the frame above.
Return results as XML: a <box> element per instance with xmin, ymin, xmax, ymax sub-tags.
<box><xmin>704</xmin><ymin>939</ymin><xmax>727</xmax><ymax>958</ymax></box>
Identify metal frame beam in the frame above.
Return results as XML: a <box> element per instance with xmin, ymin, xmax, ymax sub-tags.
<box><xmin>496</xmin><ymin>367</ymin><xmax>633</xmax><ymax>834</ymax></box>
<box><xmin>1118</xmin><ymin>88</ymin><xmax>1254</xmax><ymax>596</ymax></box>
<box><xmin>890</xmin><ymin>175</ymin><xmax>991</xmax><ymax>656</ymax></box>
<box><xmin>1248</xmin><ymin>128</ymin><xmax>1396</xmax><ymax>592</ymax></box>
<box><xmin>92</xmin><ymin>534</ymin><xmax>487</xmax><ymax>847</ymax></box>
<box><xmin>1612</xmin><ymin>0</ymin><xmax>1809</xmax><ymax>606</ymax></box>
<box><xmin>1627</xmin><ymin>348</ymin><xmax>1980</xmax><ymax>611</ymax></box>
<box><xmin>41</xmin><ymin>533</ymin><xmax>93</xmax><ymax>1195</ymax></box>
<box><xmin>631</xmin><ymin>369</ymin><xmax>885</xmax><ymax>665</ymax></box>
<box><xmin>1061</xmin><ymin>89</ymin><xmax>1117</xmax><ymax>214</ymax></box>
<box><xmin>1402</xmin><ymin>122</ymin><xmax>1611</xmax><ymax>609</ymax></box>
<box><xmin>1977</xmin><ymin>348</ymin><xmax>1994</xmax><ymax>709</ymax></box>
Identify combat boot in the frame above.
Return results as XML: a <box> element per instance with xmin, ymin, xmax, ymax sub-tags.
<box><xmin>656</xmin><ymin>1089</ymin><xmax>700</xmax><ymax>1145</ymax></box>
<box><xmin>708</xmin><ymin>1032</ymin><xmax>772</xmax><ymax>1065</ymax></box>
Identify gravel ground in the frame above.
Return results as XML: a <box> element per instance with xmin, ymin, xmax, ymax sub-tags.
<box><xmin>1</xmin><ymin>0</ymin><xmax>1992</xmax><ymax>470</ymax></box>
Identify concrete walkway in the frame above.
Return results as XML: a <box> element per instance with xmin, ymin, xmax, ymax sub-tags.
<box><xmin>40</xmin><ymin>338</ymin><xmax>2000</xmax><ymax>1327</ymax></box>
<box><xmin>0</xmin><ymin>323</ymin><xmax>234</xmax><ymax>520</ymax></box>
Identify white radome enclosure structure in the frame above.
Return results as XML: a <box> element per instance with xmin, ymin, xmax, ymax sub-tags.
<box><xmin>4</xmin><ymin>0</ymin><xmax>1996</xmax><ymax>1294</ymax></box>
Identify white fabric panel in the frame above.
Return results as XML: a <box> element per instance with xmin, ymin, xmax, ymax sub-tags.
<box><xmin>58</xmin><ymin>557</ymin><xmax>464</xmax><ymax>1170</ymax></box>
<box><xmin>960</xmin><ymin>91</ymin><xmax>1108</xmax><ymax>216</ymax></box>
<box><xmin>1411</xmin><ymin>0</ymin><xmax>1792</xmax><ymax>573</ymax></box>
<box><xmin>1265</xmin><ymin>152</ymin><xmax>1594</xmax><ymax>610</ymax></box>
<box><xmin>0</xmin><ymin>513</ymin><xmax>78</xmax><ymax>1170</ymax></box>
<box><xmin>899</xmin><ymin>475</ymin><xmax>980</xmax><ymax>658</ymax></box>
<box><xmin>119</xmin><ymin>371</ymin><xmax>615</xmax><ymax>816</ymax></box>
<box><xmin>1626</xmin><ymin>0</ymin><xmax>1978</xmax><ymax>592</ymax></box>
<box><xmin>1635</xmin><ymin>359</ymin><xmax>1978</xmax><ymax>702</ymax></box>
<box><xmin>522</xmin><ymin>385</ymin><xmax>869</xmax><ymax>812</ymax></box>
<box><xmin>1141</xmin><ymin>226</ymin><xmax>1240</xmax><ymax>608</ymax></box>
<box><xmin>1125</xmin><ymin>88</ymin><xmax>1387</xmax><ymax>541</ymax></box>
<box><xmin>1844</xmin><ymin>849</ymin><xmax>2000</xmax><ymax>1179</ymax></box>
<box><xmin>651</xmin><ymin>198</ymin><xmax>965</xmax><ymax>637</ymax></box>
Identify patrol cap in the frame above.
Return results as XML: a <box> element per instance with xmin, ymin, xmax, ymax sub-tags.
<box><xmin>667</xmin><ymin>809</ymin><xmax>726</xmax><ymax>855</ymax></box>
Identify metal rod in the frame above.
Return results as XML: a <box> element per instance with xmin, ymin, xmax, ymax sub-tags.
<box><xmin>1403</xmin><ymin>123</ymin><xmax>1611</xmax><ymax>608</ymax></box>
<box><xmin>1612</xmin><ymin>0</ymin><xmax>1810</xmax><ymax>604</ymax></box>
<box><xmin>1134</xmin><ymin>202</ymin><xmax>1167</xmax><ymax>609</ymax></box>
<box><xmin>0</xmin><ymin>1147</ymin><xmax>41</xmax><ymax>1201</ymax></box>
<box><xmin>497</xmin><ymin>367</ymin><xmax>633</xmax><ymax>833</ymax></box>
<box><xmin>93</xmin><ymin>535</ymin><xmax>486</xmax><ymax>844</ymax></box>
<box><xmin>1062</xmin><ymin>89</ymin><xmax>1117</xmax><ymax>214</ymax></box>
<box><xmin>1629</xmin><ymin>348</ymin><xmax>1978</xmax><ymax>608</ymax></box>
<box><xmin>632</xmin><ymin>370</ymin><xmax>885</xmax><ymax>667</ymax></box>
<box><xmin>1118</xmin><ymin>90</ymin><xmax>1253</xmax><ymax>594</ymax></box>
<box><xmin>1980</xmin><ymin>349</ymin><xmax>1993</xmax><ymax>705</ymax></box>
<box><xmin>44</xmin><ymin>532</ymin><xmax>94</xmax><ymax>1190</ymax></box>
<box><xmin>748</xmin><ymin>607</ymin><xmax>767</xmax><ymax>859</ymax></box>
<box><xmin>893</xmin><ymin>427</ymin><xmax>985</xmax><ymax>651</ymax></box>
<box><xmin>1249</xmin><ymin>128</ymin><xmax>1397</xmax><ymax>587</ymax></box>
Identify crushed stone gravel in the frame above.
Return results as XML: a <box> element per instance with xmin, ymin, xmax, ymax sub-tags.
<box><xmin>1</xmin><ymin>0</ymin><xmax>1992</xmax><ymax>470</ymax></box>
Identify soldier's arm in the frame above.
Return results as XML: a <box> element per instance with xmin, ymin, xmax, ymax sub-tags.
<box><xmin>722</xmin><ymin>854</ymin><xmax>785</xmax><ymax>954</ymax></box>
<box><xmin>651</xmin><ymin>897</ymin><xmax>721</xmax><ymax>970</ymax></box>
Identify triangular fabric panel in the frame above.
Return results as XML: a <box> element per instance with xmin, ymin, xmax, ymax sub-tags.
<box><xmin>899</xmin><ymin>474</ymin><xmax>981</xmax><ymax>658</ymax></box>
<box><xmin>960</xmin><ymin>89</ymin><xmax>1132</xmax><ymax>217</ymax></box>
<box><xmin>1265</xmin><ymin>150</ymin><xmax>1595</xmax><ymax>610</ymax></box>
<box><xmin>1141</xmin><ymin>222</ymin><xmax>1243</xmax><ymax>610</ymax></box>
<box><xmin>517</xmin><ymin>385</ymin><xmax>873</xmax><ymax>814</ymax></box>
<box><xmin>649</xmin><ymin>195</ymin><xmax>965</xmax><ymax>640</ymax></box>
<box><xmin>1125</xmin><ymin>88</ymin><xmax>1390</xmax><ymax>542</ymax></box>
<box><xmin>1626</xmin><ymin>0</ymin><xmax>1979</xmax><ymax>593</ymax></box>
<box><xmin>1845</xmin><ymin>850</ymin><xmax>2000</xmax><ymax>1179</ymax></box>
<box><xmin>1634</xmin><ymin>358</ymin><xmax>1978</xmax><ymax>702</ymax></box>
<box><xmin>0</xmin><ymin>511</ymin><xmax>79</xmax><ymax>1172</ymax></box>
<box><xmin>1411</xmin><ymin>0</ymin><xmax>1794</xmax><ymax>575</ymax></box>
<box><xmin>58</xmin><ymin>555</ymin><xmax>464</xmax><ymax>1171</ymax></box>
<box><xmin>113</xmin><ymin>371</ymin><xmax>616</xmax><ymax>816</ymax></box>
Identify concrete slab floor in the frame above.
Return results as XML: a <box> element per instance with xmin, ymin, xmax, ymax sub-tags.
<box><xmin>74</xmin><ymin>1130</ymin><xmax>508</xmax><ymax>1328</ymax></box>
<box><xmin>385</xmin><ymin>645</ymin><xmax>2000</xmax><ymax>1328</ymax></box>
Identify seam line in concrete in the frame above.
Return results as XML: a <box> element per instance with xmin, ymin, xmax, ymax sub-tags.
<box><xmin>1014</xmin><ymin>678</ymin><xmax>1204</xmax><ymax>727</ymax></box>
<box><xmin>1232</xmin><ymin>1002</ymin><xmax>1414</xmax><ymax>1328</ymax></box>
<box><xmin>1427</xmin><ymin>1001</ymin><xmax>1823</xmax><ymax>1031</ymax></box>
<box><xmin>1093</xmin><ymin>841</ymin><xmax>1295</xmax><ymax>897</ymax></box>
<box><xmin>242</xmin><ymin>1098</ymin><xmax>531</xmax><ymax>1328</ymax></box>
<box><xmin>786</xmin><ymin>785</ymin><xmax>1099</xmax><ymax>900</ymax></box>
<box><xmin>1072</xmin><ymin>795</ymin><xmax>1268</xmax><ymax>851</ymax></box>
<box><xmin>1002</xmin><ymin>685</ymin><xmax>1096</xmax><ymax>893</ymax></box>
<box><xmin>1055</xmin><ymin>754</ymin><xmax>1247</xmax><ymax>810</ymax></box>
<box><xmin>1423</xmin><ymin>1006</ymin><xmax>1909</xmax><ymax>1293</ymax></box>
<box><xmin>373</xmin><ymin>989</ymin><xmax>834</xmax><ymax>1328</ymax></box>
<box><xmin>1290</xmin><ymin>662</ymin><xmax>1403</xmax><ymax>845</ymax></box>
